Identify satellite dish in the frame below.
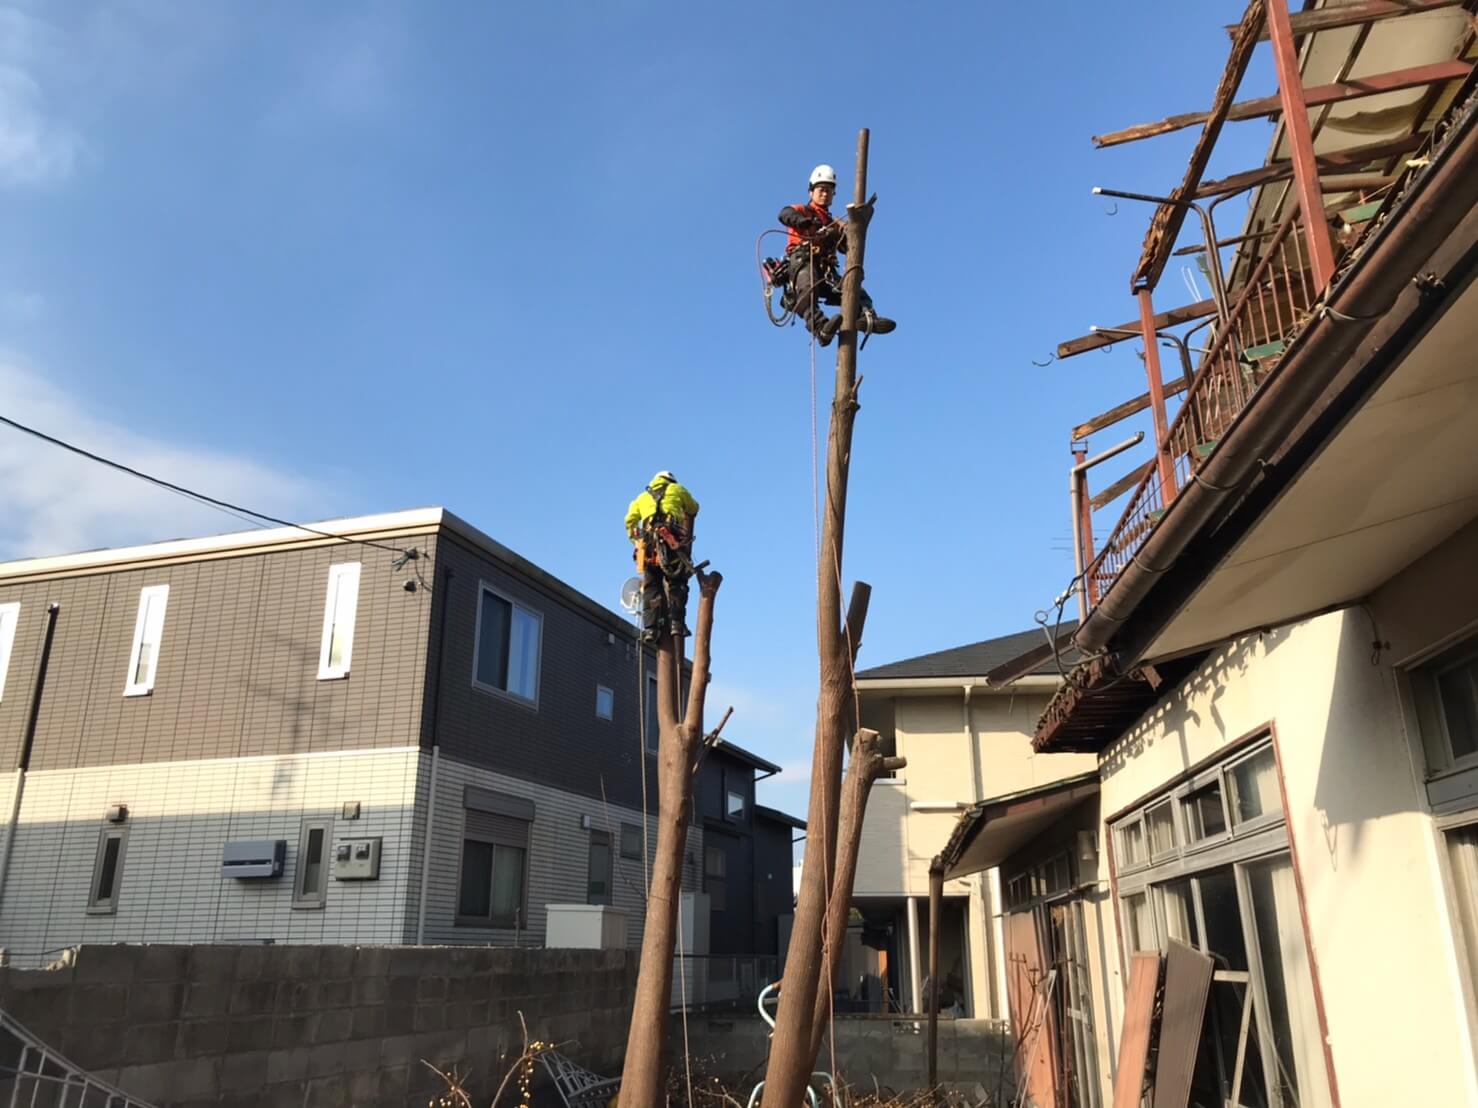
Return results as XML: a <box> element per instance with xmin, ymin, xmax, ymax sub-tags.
<box><xmin>619</xmin><ymin>576</ymin><xmax>642</xmax><ymax>614</ymax></box>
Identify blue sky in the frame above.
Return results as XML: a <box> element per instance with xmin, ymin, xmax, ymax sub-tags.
<box><xmin>0</xmin><ymin>1</ymin><xmax>1282</xmax><ymax>818</ymax></box>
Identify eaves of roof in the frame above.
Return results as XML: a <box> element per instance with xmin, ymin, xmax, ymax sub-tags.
<box><xmin>1034</xmin><ymin>652</ymin><xmax>1208</xmax><ymax>754</ymax></box>
<box><xmin>709</xmin><ymin>739</ymin><xmax>783</xmax><ymax>776</ymax></box>
<box><xmin>755</xmin><ymin>804</ymin><xmax>807</xmax><ymax>831</ymax></box>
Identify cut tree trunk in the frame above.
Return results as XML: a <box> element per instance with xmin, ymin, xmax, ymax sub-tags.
<box><xmin>808</xmin><ymin>728</ymin><xmax>906</xmax><ymax>1065</ymax></box>
<box><xmin>617</xmin><ymin>569</ymin><xmax>722</xmax><ymax>1107</ymax></box>
<box><xmin>760</xmin><ymin>127</ymin><xmax>875</xmax><ymax>1108</ymax></box>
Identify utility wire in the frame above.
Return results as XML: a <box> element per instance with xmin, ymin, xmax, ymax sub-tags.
<box><xmin>0</xmin><ymin>411</ymin><xmax>413</xmax><ymax>556</ymax></box>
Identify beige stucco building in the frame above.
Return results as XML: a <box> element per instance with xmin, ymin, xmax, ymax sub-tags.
<box><xmin>960</xmin><ymin>6</ymin><xmax>1478</xmax><ymax>1105</ymax></box>
<box><xmin>845</xmin><ymin>630</ymin><xmax>1096</xmax><ymax>1019</ymax></box>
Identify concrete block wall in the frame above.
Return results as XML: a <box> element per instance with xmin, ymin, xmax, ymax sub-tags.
<box><xmin>0</xmin><ymin>749</ymin><xmax>422</xmax><ymax>962</ymax></box>
<box><xmin>0</xmin><ymin>943</ymin><xmax>638</xmax><ymax>1108</ymax></box>
<box><xmin>679</xmin><ymin>1014</ymin><xmax>1014</xmax><ymax>1096</ymax></box>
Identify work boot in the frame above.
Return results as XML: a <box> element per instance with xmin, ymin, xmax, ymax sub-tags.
<box><xmin>862</xmin><ymin>308</ymin><xmax>896</xmax><ymax>335</ymax></box>
<box><xmin>816</xmin><ymin>314</ymin><xmax>843</xmax><ymax>346</ymax></box>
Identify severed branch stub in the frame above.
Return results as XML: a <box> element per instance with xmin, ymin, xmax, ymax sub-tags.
<box><xmin>808</xmin><ymin>728</ymin><xmax>906</xmax><ymax>1062</ymax></box>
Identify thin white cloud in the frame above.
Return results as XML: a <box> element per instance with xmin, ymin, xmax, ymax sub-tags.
<box><xmin>0</xmin><ymin>58</ymin><xmax>81</xmax><ymax>187</ymax></box>
<box><xmin>1</xmin><ymin>291</ymin><xmax>43</xmax><ymax>321</ymax></box>
<box><xmin>0</xmin><ymin>360</ymin><xmax>321</xmax><ymax>560</ymax></box>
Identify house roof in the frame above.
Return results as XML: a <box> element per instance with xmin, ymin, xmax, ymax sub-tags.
<box><xmin>856</xmin><ymin>622</ymin><xmax>1078</xmax><ymax>682</ymax></box>
<box><xmin>755</xmin><ymin>804</ymin><xmax>806</xmax><ymax>831</ymax></box>
<box><xmin>709</xmin><ymin>739</ymin><xmax>782</xmax><ymax>776</ymax></box>
<box><xmin>0</xmin><ymin>506</ymin><xmax>642</xmax><ymax>642</ymax></box>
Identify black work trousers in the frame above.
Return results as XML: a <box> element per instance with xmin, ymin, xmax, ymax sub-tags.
<box><xmin>640</xmin><ymin>545</ymin><xmax>691</xmax><ymax>641</ymax></box>
<box><xmin>785</xmin><ymin>249</ymin><xmax>874</xmax><ymax>337</ymax></box>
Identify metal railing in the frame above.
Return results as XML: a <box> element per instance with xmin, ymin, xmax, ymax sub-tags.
<box><xmin>670</xmin><ymin>954</ymin><xmax>780</xmax><ymax>1012</ymax></box>
<box><xmin>1090</xmin><ymin>203</ymin><xmax>1321</xmax><ymax>600</ymax></box>
<box><xmin>0</xmin><ymin>1009</ymin><xmax>157</xmax><ymax>1108</ymax></box>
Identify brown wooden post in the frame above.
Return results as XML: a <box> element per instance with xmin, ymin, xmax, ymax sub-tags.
<box><xmin>1266</xmin><ymin>0</ymin><xmax>1338</xmax><ymax>287</ymax></box>
<box><xmin>927</xmin><ymin>861</ymin><xmax>944</xmax><ymax>1090</ymax></box>
<box><xmin>1072</xmin><ymin>445</ymin><xmax>1100</xmax><ymax>605</ymax></box>
<box><xmin>1138</xmin><ymin>289</ymin><xmax>1178</xmax><ymax>499</ymax></box>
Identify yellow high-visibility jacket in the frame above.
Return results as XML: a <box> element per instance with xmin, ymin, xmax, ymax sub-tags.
<box><xmin>624</xmin><ymin>481</ymin><xmax>699</xmax><ymax>538</ymax></box>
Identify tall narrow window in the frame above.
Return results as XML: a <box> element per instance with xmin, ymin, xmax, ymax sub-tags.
<box><xmin>123</xmin><ymin>585</ymin><xmax>169</xmax><ymax>696</ymax></box>
<box><xmin>645</xmin><ymin>672</ymin><xmax>659</xmax><ymax>753</ymax></box>
<box><xmin>587</xmin><ymin>830</ymin><xmax>613</xmax><ymax>905</ymax></box>
<box><xmin>294</xmin><ymin>820</ymin><xmax>330</xmax><ymax>908</ymax></box>
<box><xmin>595</xmin><ymin>684</ymin><xmax>614</xmax><ymax>721</ymax></box>
<box><xmin>317</xmin><ymin>563</ymin><xmax>361</xmax><ymax>680</ymax></box>
<box><xmin>473</xmin><ymin>584</ymin><xmax>542</xmax><ymax>703</ymax></box>
<box><xmin>704</xmin><ymin>843</ymin><xmax>727</xmax><ymax>912</ymax></box>
<box><xmin>88</xmin><ymin>828</ymin><xmax>127</xmax><ymax>914</ymax></box>
<box><xmin>0</xmin><ymin>602</ymin><xmax>19</xmax><ymax>702</ymax></box>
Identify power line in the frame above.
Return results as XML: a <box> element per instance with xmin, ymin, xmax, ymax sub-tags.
<box><xmin>0</xmin><ymin>411</ymin><xmax>411</xmax><ymax>556</ymax></box>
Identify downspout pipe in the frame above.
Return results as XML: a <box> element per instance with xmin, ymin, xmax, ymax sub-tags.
<box><xmin>1069</xmin><ymin>434</ymin><xmax>1144</xmax><ymax>623</ymax></box>
<box><xmin>1077</xmin><ymin>99</ymin><xmax>1478</xmax><ymax>658</ymax></box>
<box><xmin>0</xmin><ymin>603</ymin><xmax>59</xmax><ymax>920</ymax></box>
<box><xmin>416</xmin><ymin>560</ymin><xmax>452</xmax><ymax>945</ymax></box>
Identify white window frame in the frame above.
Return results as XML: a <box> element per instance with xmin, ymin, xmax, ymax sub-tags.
<box><xmin>0</xmin><ymin>602</ymin><xmax>19</xmax><ymax>702</ymax></box>
<box><xmin>471</xmin><ymin>581</ymin><xmax>543</xmax><ymax>706</ymax></box>
<box><xmin>87</xmin><ymin>827</ymin><xmax>128</xmax><ymax>915</ymax></box>
<box><xmin>123</xmin><ymin>585</ymin><xmax>169</xmax><ymax>697</ymax></box>
<box><xmin>316</xmin><ymin>562</ymin><xmax>362</xmax><ymax>680</ymax></box>
<box><xmin>596</xmin><ymin>684</ymin><xmax>614</xmax><ymax>721</ymax></box>
<box><xmin>620</xmin><ymin>822</ymin><xmax>643</xmax><ymax>861</ymax></box>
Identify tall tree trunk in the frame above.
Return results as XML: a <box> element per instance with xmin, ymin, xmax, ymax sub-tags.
<box><xmin>618</xmin><ymin>570</ymin><xmax>722</xmax><ymax>1106</ymax></box>
<box><xmin>761</xmin><ymin>127</ymin><xmax>875</xmax><ymax>1108</ymax></box>
<box><xmin>808</xmin><ymin>728</ymin><xmax>906</xmax><ymax>1064</ymax></box>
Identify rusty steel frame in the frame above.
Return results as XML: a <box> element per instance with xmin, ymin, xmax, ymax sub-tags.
<box><xmin>1267</xmin><ymin>0</ymin><xmax>1339</xmax><ymax>288</ymax></box>
<box><xmin>1093</xmin><ymin>58</ymin><xmax>1472</xmax><ymax>149</ymax></box>
<box><xmin>1229</xmin><ymin>0</ymin><xmax>1462</xmax><ymax>40</ymax></box>
<box><xmin>1138</xmin><ymin>289</ymin><xmax>1178</xmax><ymax>501</ymax></box>
<box><xmin>1056</xmin><ymin>297</ymin><xmax>1217</xmax><ymax>359</ymax></box>
<box><xmin>1192</xmin><ymin>132</ymin><xmax>1426</xmax><ymax>199</ymax></box>
<box><xmin>1131</xmin><ymin>0</ymin><xmax>1265</xmax><ymax>293</ymax></box>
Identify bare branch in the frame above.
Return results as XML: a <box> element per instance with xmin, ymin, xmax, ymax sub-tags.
<box><xmin>844</xmin><ymin>581</ymin><xmax>872</xmax><ymax>664</ymax></box>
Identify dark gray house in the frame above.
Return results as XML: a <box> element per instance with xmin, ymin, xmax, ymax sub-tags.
<box><xmin>693</xmin><ymin>739</ymin><xmax>803</xmax><ymax>961</ymax></box>
<box><xmin>0</xmin><ymin>509</ymin><xmax>804</xmax><ymax>961</ymax></box>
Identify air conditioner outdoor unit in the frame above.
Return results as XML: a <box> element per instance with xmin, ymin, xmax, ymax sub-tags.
<box><xmin>221</xmin><ymin>839</ymin><xmax>287</xmax><ymax>879</ymax></box>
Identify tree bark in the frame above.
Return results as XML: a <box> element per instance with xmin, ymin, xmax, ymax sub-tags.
<box><xmin>808</xmin><ymin>728</ymin><xmax>906</xmax><ymax>1065</ymax></box>
<box><xmin>618</xmin><ymin>569</ymin><xmax>722</xmax><ymax>1107</ymax></box>
<box><xmin>760</xmin><ymin>127</ymin><xmax>874</xmax><ymax>1108</ymax></box>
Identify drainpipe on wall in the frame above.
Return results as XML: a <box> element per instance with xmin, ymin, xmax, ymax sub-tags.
<box><xmin>415</xmin><ymin>744</ymin><xmax>440</xmax><ymax>946</ymax></box>
<box><xmin>0</xmin><ymin>603</ymin><xmax>59</xmax><ymax>923</ymax></box>
<box><xmin>415</xmin><ymin>560</ymin><xmax>453</xmax><ymax>946</ymax></box>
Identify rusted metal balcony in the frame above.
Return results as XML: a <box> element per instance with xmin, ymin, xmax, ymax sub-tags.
<box><xmin>1061</xmin><ymin>0</ymin><xmax>1476</xmax><ymax>627</ymax></box>
<box><xmin>1090</xmin><ymin>203</ymin><xmax>1323</xmax><ymax>603</ymax></box>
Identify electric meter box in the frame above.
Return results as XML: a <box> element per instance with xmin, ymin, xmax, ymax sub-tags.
<box><xmin>333</xmin><ymin>837</ymin><xmax>382</xmax><ymax>880</ymax></box>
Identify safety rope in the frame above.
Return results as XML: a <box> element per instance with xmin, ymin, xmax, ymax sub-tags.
<box><xmin>633</xmin><ymin>624</ymin><xmax>650</xmax><ymax>897</ymax></box>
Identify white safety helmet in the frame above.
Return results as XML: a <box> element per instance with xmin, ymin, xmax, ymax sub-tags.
<box><xmin>651</xmin><ymin>470</ymin><xmax>677</xmax><ymax>484</ymax></box>
<box><xmin>809</xmin><ymin>164</ymin><xmax>837</xmax><ymax>189</ymax></box>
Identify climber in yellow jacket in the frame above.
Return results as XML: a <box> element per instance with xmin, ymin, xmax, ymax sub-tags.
<box><xmin>625</xmin><ymin>471</ymin><xmax>700</xmax><ymax>643</ymax></box>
